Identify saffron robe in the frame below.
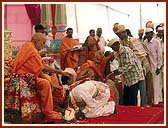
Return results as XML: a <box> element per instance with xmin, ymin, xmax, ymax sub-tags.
<box><xmin>84</xmin><ymin>36</ymin><xmax>100</xmax><ymax>61</ymax></box>
<box><xmin>12</xmin><ymin>42</ymin><xmax>59</xmax><ymax>117</ymax></box>
<box><xmin>60</xmin><ymin>37</ymin><xmax>80</xmax><ymax>70</ymax></box>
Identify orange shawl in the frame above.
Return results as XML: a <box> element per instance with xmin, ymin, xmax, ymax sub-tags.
<box><xmin>77</xmin><ymin>60</ymin><xmax>104</xmax><ymax>81</ymax></box>
<box><xmin>12</xmin><ymin>42</ymin><xmax>43</xmax><ymax>77</ymax></box>
<box><xmin>60</xmin><ymin>37</ymin><xmax>80</xmax><ymax>70</ymax></box>
<box><xmin>77</xmin><ymin>57</ymin><xmax>110</xmax><ymax>81</ymax></box>
<box><xmin>84</xmin><ymin>36</ymin><xmax>100</xmax><ymax>61</ymax></box>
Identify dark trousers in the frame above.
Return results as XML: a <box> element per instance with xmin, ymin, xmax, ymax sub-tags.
<box><xmin>123</xmin><ymin>82</ymin><xmax>140</xmax><ymax>106</ymax></box>
<box><xmin>138</xmin><ymin>80</ymin><xmax>147</xmax><ymax>106</ymax></box>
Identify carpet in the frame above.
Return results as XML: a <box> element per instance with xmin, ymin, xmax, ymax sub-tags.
<box><xmin>37</xmin><ymin>104</ymin><xmax>164</xmax><ymax>124</ymax></box>
<box><xmin>74</xmin><ymin>105</ymin><xmax>164</xmax><ymax>124</ymax></box>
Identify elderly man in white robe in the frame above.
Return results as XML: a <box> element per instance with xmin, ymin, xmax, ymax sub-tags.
<box><xmin>155</xmin><ymin>25</ymin><xmax>164</xmax><ymax>92</ymax></box>
<box><xmin>144</xmin><ymin>28</ymin><xmax>163</xmax><ymax>105</ymax></box>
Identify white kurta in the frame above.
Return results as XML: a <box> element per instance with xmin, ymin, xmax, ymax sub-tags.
<box><xmin>156</xmin><ymin>37</ymin><xmax>164</xmax><ymax>88</ymax></box>
<box><xmin>144</xmin><ymin>37</ymin><xmax>163</xmax><ymax>104</ymax></box>
<box><xmin>70</xmin><ymin>80</ymin><xmax>115</xmax><ymax>118</ymax></box>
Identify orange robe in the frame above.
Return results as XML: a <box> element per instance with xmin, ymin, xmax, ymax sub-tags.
<box><xmin>77</xmin><ymin>60</ymin><xmax>104</xmax><ymax>82</ymax></box>
<box><xmin>84</xmin><ymin>36</ymin><xmax>100</xmax><ymax>61</ymax></box>
<box><xmin>12</xmin><ymin>42</ymin><xmax>58</xmax><ymax>117</ymax></box>
<box><xmin>60</xmin><ymin>37</ymin><xmax>80</xmax><ymax>70</ymax></box>
<box><xmin>77</xmin><ymin>59</ymin><xmax>117</xmax><ymax>103</ymax></box>
<box><xmin>77</xmin><ymin>57</ymin><xmax>110</xmax><ymax>81</ymax></box>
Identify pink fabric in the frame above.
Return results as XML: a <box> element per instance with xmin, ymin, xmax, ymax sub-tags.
<box><xmin>25</xmin><ymin>4</ymin><xmax>41</xmax><ymax>25</ymax></box>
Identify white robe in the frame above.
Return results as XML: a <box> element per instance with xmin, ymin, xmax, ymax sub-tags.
<box><xmin>144</xmin><ymin>37</ymin><xmax>163</xmax><ymax>104</ymax></box>
<box><xmin>70</xmin><ymin>80</ymin><xmax>115</xmax><ymax>118</ymax></box>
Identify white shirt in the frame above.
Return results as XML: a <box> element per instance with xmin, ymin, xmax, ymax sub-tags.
<box><xmin>95</xmin><ymin>35</ymin><xmax>107</xmax><ymax>52</ymax></box>
<box><xmin>144</xmin><ymin>37</ymin><xmax>162</xmax><ymax>73</ymax></box>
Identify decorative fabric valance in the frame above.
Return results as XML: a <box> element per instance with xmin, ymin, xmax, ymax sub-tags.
<box><xmin>41</xmin><ymin>4</ymin><xmax>67</xmax><ymax>30</ymax></box>
<box><xmin>41</xmin><ymin>4</ymin><xmax>67</xmax><ymax>38</ymax></box>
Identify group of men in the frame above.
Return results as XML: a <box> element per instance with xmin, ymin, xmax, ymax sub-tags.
<box><xmin>11</xmin><ymin>21</ymin><xmax>164</xmax><ymax>121</ymax></box>
<box><xmin>60</xmin><ymin>21</ymin><xmax>164</xmax><ymax>107</ymax></box>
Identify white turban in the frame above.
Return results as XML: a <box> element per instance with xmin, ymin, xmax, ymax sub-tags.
<box><xmin>64</xmin><ymin>68</ymin><xmax>77</xmax><ymax>81</ymax></box>
<box><xmin>146</xmin><ymin>21</ymin><xmax>154</xmax><ymax>29</ymax></box>
<box><xmin>145</xmin><ymin>28</ymin><xmax>153</xmax><ymax>33</ymax></box>
<box><xmin>157</xmin><ymin>27</ymin><xmax>164</xmax><ymax>31</ymax></box>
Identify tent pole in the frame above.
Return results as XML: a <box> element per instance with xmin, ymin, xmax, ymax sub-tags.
<box><xmin>140</xmin><ymin>4</ymin><xmax>142</xmax><ymax>29</ymax></box>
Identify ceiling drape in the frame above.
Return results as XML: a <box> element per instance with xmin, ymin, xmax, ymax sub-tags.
<box><xmin>25</xmin><ymin>4</ymin><xmax>41</xmax><ymax>25</ymax></box>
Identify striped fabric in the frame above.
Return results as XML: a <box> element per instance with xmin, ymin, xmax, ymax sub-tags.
<box><xmin>41</xmin><ymin>4</ymin><xmax>52</xmax><ymax>28</ymax></box>
<box><xmin>41</xmin><ymin>4</ymin><xmax>67</xmax><ymax>30</ymax></box>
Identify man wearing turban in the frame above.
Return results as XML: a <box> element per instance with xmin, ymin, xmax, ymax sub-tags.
<box><xmin>146</xmin><ymin>21</ymin><xmax>154</xmax><ymax>30</ymax></box>
<box><xmin>112</xmin><ymin>23</ymin><xmax>134</xmax><ymax>49</ymax></box>
<box><xmin>107</xmin><ymin>38</ymin><xmax>145</xmax><ymax>106</ymax></box>
<box><xmin>155</xmin><ymin>24</ymin><xmax>164</xmax><ymax>101</ymax></box>
<box><xmin>138</xmin><ymin>29</ymin><xmax>144</xmax><ymax>42</ymax></box>
<box><xmin>144</xmin><ymin>27</ymin><xmax>163</xmax><ymax>105</ymax></box>
<box><xmin>113</xmin><ymin>23</ymin><xmax>148</xmax><ymax>106</ymax></box>
<box><xmin>136</xmin><ymin>28</ymin><xmax>154</xmax><ymax>106</ymax></box>
<box><xmin>60</xmin><ymin>68</ymin><xmax>117</xmax><ymax>119</ymax></box>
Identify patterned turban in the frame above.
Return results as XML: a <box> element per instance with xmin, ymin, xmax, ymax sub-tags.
<box><xmin>146</xmin><ymin>21</ymin><xmax>154</xmax><ymax>29</ymax></box>
<box><xmin>113</xmin><ymin>23</ymin><xmax>126</xmax><ymax>33</ymax></box>
<box><xmin>107</xmin><ymin>38</ymin><xmax>119</xmax><ymax>47</ymax></box>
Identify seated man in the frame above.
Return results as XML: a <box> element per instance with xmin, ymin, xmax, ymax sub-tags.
<box><xmin>12</xmin><ymin>33</ymin><xmax>71</xmax><ymax>120</ymax></box>
<box><xmin>77</xmin><ymin>50</ymin><xmax>115</xmax><ymax>81</ymax></box>
<box><xmin>77</xmin><ymin>62</ymin><xmax>103</xmax><ymax>82</ymax></box>
<box><xmin>77</xmin><ymin>50</ymin><xmax>119</xmax><ymax>104</ymax></box>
